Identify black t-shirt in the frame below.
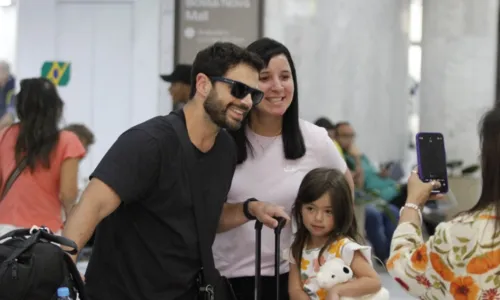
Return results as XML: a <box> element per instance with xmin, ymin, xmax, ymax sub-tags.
<box><xmin>84</xmin><ymin>110</ymin><xmax>236</xmax><ymax>300</ymax></box>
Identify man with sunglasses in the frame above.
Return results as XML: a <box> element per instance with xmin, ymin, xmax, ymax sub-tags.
<box><xmin>62</xmin><ymin>42</ymin><xmax>290</xmax><ymax>300</ymax></box>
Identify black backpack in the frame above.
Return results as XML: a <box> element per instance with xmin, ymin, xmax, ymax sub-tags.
<box><xmin>0</xmin><ymin>226</ymin><xmax>87</xmax><ymax>300</ymax></box>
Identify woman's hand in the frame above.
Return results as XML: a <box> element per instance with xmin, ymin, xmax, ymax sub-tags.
<box><xmin>406</xmin><ymin>169</ymin><xmax>443</xmax><ymax>206</ymax></box>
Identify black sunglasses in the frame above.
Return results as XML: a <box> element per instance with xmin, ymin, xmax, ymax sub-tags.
<box><xmin>211</xmin><ymin>77</ymin><xmax>264</xmax><ymax>106</ymax></box>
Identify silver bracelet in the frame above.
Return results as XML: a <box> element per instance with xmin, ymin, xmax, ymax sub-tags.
<box><xmin>399</xmin><ymin>203</ymin><xmax>422</xmax><ymax>225</ymax></box>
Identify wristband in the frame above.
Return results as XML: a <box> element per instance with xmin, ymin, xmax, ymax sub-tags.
<box><xmin>399</xmin><ymin>203</ymin><xmax>423</xmax><ymax>225</ymax></box>
<box><xmin>243</xmin><ymin>198</ymin><xmax>258</xmax><ymax>220</ymax></box>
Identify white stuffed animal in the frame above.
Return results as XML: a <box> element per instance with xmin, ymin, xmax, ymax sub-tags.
<box><xmin>316</xmin><ymin>258</ymin><xmax>390</xmax><ymax>300</ymax></box>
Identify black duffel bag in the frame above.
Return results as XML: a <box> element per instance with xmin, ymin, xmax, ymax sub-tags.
<box><xmin>0</xmin><ymin>226</ymin><xmax>87</xmax><ymax>300</ymax></box>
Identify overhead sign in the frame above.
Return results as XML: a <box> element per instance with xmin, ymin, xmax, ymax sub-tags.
<box><xmin>41</xmin><ymin>61</ymin><xmax>71</xmax><ymax>86</ymax></box>
<box><xmin>174</xmin><ymin>0</ymin><xmax>264</xmax><ymax>65</ymax></box>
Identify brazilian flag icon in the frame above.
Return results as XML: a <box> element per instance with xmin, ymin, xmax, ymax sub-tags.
<box><xmin>41</xmin><ymin>61</ymin><xmax>71</xmax><ymax>86</ymax></box>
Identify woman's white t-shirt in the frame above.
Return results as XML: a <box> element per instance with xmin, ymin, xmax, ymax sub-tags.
<box><xmin>212</xmin><ymin>119</ymin><xmax>348</xmax><ymax>277</ymax></box>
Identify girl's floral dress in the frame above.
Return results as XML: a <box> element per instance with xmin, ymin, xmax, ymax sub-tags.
<box><xmin>283</xmin><ymin>237</ymin><xmax>372</xmax><ymax>300</ymax></box>
<box><xmin>387</xmin><ymin>206</ymin><xmax>500</xmax><ymax>300</ymax></box>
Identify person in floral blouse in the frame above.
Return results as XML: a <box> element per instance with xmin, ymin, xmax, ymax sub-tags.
<box><xmin>387</xmin><ymin>107</ymin><xmax>500</xmax><ymax>300</ymax></box>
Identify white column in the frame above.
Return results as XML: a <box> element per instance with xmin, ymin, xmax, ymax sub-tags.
<box><xmin>158</xmin><ymin>0</ymin><xmax>175</xmax><ymax>115</ymax></box>
<box><xmin>15</xmin><ymin>0</ymin><xmax>58</xmax><ymax>80</ymax></box>
<box><xmin>264</xmin><ymin>0</ymin><xmax>410</xmax><ymax>162</ymax></box>
<box><xmin>419</xmin><ymin>0</ymin><xmax>499</xmax><ymax>166</ymax></box>
<box><xmin>14</xmin><ymin>0</ymin><xmax>166</xmax><ymax>177</ymax></box>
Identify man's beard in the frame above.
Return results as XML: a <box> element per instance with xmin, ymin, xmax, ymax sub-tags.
<box><xmin>203</xmin><ymin>90</ymin><xmax>249</xmax><ymax>131</ymax></box>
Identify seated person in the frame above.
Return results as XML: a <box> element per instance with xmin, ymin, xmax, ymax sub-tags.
<box><xmin>335</xmin><ymin>122</ymin><xmax>439</xmax><ymax>235</ymax></box>
<box><xmin>335</xmin><ymin>122</ymin><xmax>406</xmax><ymax>206</ymax></box>
<box><xmin>335</xmin><ymin>121</ymin><xmax>401</xmax><ymax>262</ymax></box>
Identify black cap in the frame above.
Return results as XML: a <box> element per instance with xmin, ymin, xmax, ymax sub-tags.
<box><xmin>160</xmin><ymin>64</ymin><xmax>192</xmax><ymax>85</ymax></box>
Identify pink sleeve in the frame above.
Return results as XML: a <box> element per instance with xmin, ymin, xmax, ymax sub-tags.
<box><xmin>58</xmin><ymin>131</ymin><xmax>86</xmax><ymax>161</ymax></box>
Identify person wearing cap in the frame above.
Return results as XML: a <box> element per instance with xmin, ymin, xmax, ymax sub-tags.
<box><xmin>160</xmin><ymin>64</ymin><xmax>192</xmax><ymax>110</ymax></box>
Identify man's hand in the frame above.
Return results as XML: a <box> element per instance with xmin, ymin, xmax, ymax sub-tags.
<box><xmin>347</xmin><ymin>144</ymin><xmax>362</xmax><ymax>157</ymax></box>
<box><xmin>248</xmin><ymin>201</ymin><xmax>290</xmax><ymax>228</ymax></box>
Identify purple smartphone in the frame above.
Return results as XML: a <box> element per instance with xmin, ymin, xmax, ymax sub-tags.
<box><xmin>415</xmin><ymin>132</ymin><xmax>449</xmax><ymax>194</ymax></box>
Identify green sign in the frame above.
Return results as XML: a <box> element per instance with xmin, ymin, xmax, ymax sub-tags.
<box><xmin>41</xmin><ymin>61</ymin><xmax>71</xmax><ymax>86</ymax></box>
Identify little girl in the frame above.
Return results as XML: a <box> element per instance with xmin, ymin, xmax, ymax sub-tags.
<box><xmin>285</xmin><ymin>168</ymin><xmax>383</xmax><ymax>300</ymax></box>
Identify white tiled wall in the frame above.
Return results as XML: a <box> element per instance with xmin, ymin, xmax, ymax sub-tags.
<box><xmin>263</xmin><ymin>0</ymin><xmax>411</xmax><ymax>163</ymax></box>
<box><xmin>0</xmin><ymin>3</ymin><xmax>17</xmax><ymax>72</ymax></box>
<box><xmin>419</xmin><ymin>0</ymin><xmax>499</xmax><ymax>166</ymax></box>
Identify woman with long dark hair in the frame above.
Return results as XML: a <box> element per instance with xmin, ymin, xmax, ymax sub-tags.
<box><xmin>212</xmin><ymin>38</ymin><xmax>354</xmax><ymax>299</ymax></box>
<box><xmin>0</xmin><ymin>78</ymin><xmax>86</xmax><ymax>235</ymax></box>
<box><xmin>387</xmin><ymin>107</ymin><xmax>500</xmax><ymax>299</ymax></box>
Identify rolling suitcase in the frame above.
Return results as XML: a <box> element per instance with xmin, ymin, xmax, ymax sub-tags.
<box><xmin>254</xmin><ymin>217</ymin><xmax>287</xmax><ymax>300</ymax></box>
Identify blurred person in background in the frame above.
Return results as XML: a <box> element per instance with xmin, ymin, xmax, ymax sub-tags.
<box><xmin>0</xmin><ymin>78</ymin><xmax>86</xmax><ymax>236</ymax></box>
<box><xmin>335</xmin><ymin>121</ymin><xmax>400</xmax><ymax>263</ymax></box>
<box><xmin>64</xmin><ymin>123</ymin><xmax>95</xmax><ymax>153</ymax></box>
<box><xmin>160</xmin><ymin>64</ymin><xmax>192</xmax><ymax>110</ymax></box>
<box><xmin>0</xmin><ymin>60</ymin><xmax>16</xmax><ymax>130</ymax></box>
<box><xmin>335</xmin><ymin>122</ymin><xmax>406</xmax><ymax>206</ymax></box>
<box><xmin>387</xmin><ymin>107</ymin><xmax>500</xmax><ymax>299</ymax></box>
<box><xmin>314</xmin><ymin>117</ymin><xmax>343</xmax><ymax>155</ymax></box>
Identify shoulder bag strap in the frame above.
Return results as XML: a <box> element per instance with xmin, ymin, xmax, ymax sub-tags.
<box><xmin>166</xmin><ymin>113</ymin><xmax>219</xmax><ymax>285</ymax></box>
<box><xmin>0</xmin><ymin>157</ymin><xmax>27</xmax><ymax>202</ymax></box>
<box><xmin>0</xmin><ymin>126</ymin><xmax>28</xmax><ymax>202</ymax></box>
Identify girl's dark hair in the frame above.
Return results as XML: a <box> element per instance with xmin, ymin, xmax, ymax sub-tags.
<box><xmin>466</xmin><ymin>107</ymin><xmax>500</xmax><ymax>231</ymax></box>
<box><xmin>231</xmin><ymin>37</ymin><xmax>306</xmax><ymax>164</ymax></box>
<box><xmin>291</xmin><ymin>168</ymin><xmax>361</xmax><ymax>269</ymax></box>
<box><xmin>15</xmin><ymin>78</ymin><xmax>63</xmax><ymax>170</ymax></box>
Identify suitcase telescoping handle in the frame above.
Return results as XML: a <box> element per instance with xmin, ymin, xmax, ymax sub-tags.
<box><xmin>254</xmin><ymin>217</ymin><xmax>287</xmax><ymax>300</ymax></box>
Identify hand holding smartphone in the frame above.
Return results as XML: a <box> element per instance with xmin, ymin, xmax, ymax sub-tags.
<box><xmin>415</xmin><ymin>132</ymin><xmax>449</xmax><ymax>194</ymax></box>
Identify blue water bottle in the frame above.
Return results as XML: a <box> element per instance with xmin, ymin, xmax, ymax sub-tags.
<box><xmin>57</xmin><ymin>287</ymin><xmax>73</xmax><ymax>300</ymax></box>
